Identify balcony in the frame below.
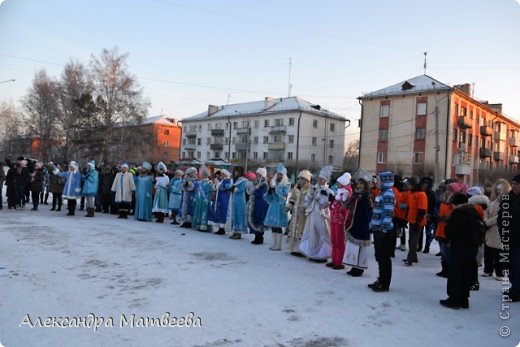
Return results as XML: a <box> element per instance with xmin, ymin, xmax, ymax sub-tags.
<box><xmin>185</xmin><ymin>133</ymin><xmax>197</xmax><ymax>138</ymax></box>
<box><xmin>494</xmin><ymin>131</ymin><xmax>506</xmax><ymax>141</ymax></box>
<box><xmin>268</xmin><ymin>142</ymin><xmax>286</xmax><ymax>150</ymax></box>
<box><xmin>457</xmin><ymin>116</ymin><xmax>472</xmax><ymax>129</ymax></box>
<box><xmin>210</xmin><ymin>143</ymin><xmax>223</xmax><ymax>150</ymax></box>
<box><xmin>235</xmin><ymin>142</ymin><xmax>248</xmax><ymax>151</ymax></box>
<box><xmin>211</xmin><ymin>129</ymin><xmax>224</xmax><ymax>136</ymax></box>
<box><xmin>184</xmin><ymin>143</ymin><xmax>196</xmax><ymax>150</ymax></box>
<box><xmin>509</xmin><ymin>155</ymin><xmax>519</xmax><ymax>164</ymax></box>
<box><xmin>493</xmin><ymin>151</ymin><xmax>505</xmax><ymax>161</ymax></box>
<box><xmin>268</xmin><ymin>125</ymin><xmax>287</xmax><ymax>134</ymax></box>
<box><xmin>479</xmin><ymin>148</ymin><xmax>491</xmax><ymax>158</ymax></box>
<box><xmin>455</xmin><ymin>164</ymin><xmax>472</xmax><ymax>176</ymax></box>
<box><xmin>480</xmin><ymin>126</ymin><xmax>493</xmax><ymax>137</ymax></box>
<box><xmin>509</xmin><ymin>137</ymin><xmax>518</xmax><ymax>147</ymax></box>
<box><xmin>236</xmin><ymin>127</ymin><xmax>249</xmax><ymax>135</ymax></box>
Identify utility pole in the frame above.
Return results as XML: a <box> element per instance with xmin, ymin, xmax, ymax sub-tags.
<box><xmin>287</xmin><ymin>57</ymin><xmax>292</xmax><ymax>97</ymax></box>
<box><xmin>423</xmin><ymin>51</ymin><xmax>428</xmax><ymax>75</ymax></box>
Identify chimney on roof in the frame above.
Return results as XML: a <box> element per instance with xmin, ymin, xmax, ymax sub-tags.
<box><xmin>454</xmin><ymin>83</ymin><xmax>472</xmax><ymax>97</ymax></box>
<box><xmin>208</xmin><ymin>105</ymin><xmax>219</xmax><ymax>116</ymax></box>
<box><xmin>487</xmin><ymin>103</ymin><xmax>503</xmax><ymax>114</ymax></box>
<box><xmin>264</xmin><ymin>97</ymin><xmax>275</xmax><ymax>110</ymax></box>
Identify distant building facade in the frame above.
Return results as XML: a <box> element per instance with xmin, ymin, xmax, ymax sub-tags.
<box><xmin>180</xmin><ymin>97</ymin><xmax>349</xmax><ymax>173</ymax></box>
<box><xmin>359</xmin><ymin>74</ymin><xmax>520</xmax><ymax>185</ymax></box>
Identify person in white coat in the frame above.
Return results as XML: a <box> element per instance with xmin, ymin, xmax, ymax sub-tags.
<box><xmin>111</xmin><ymin>163</ymin><xmax>136</xmax><ymax>219</ymax></box>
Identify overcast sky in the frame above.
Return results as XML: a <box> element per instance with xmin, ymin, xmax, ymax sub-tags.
<box><xmin>1</xmin><ymin>0</ymin><xmax>519</xmax><ymax>140</ymax></box>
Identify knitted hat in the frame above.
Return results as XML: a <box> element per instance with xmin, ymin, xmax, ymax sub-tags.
<box><xmin>337</xmin><ymin>172</ymin><xmax>351</xmax><ymax>187</ymax></box>
<box><xmin>142</xmin><ymin>162</ymin><xmax>152</xmax><ymax>171</ymax></box>
<box><xmin>451</xmin><ymin>193</ymin><xmax>468</xmax><ymax>206</ymax></box>
<box><xmin>379</xmin><ymin>171</ymin><xmax>394</xmax><ymax>189</ymax></box>
<box><xmin>276</xmin><ymin>163</ymin><xmax>287</xmax><ymax>175</ymax></box>
<box><xmin>256</xmin><ymin>167</ymin><xmax>267</xmax><ymax>178</ymax></box>
<box><xmin>87</xmin><ymin>160</ymin><xmax>95</xmax><ymax>168</ymax></box>
<box><xmin>447</xmin><ymin>182</ymin><xmax>462</xmax><ymax>193</ymax></box>
<box><xmin>298</xmin><ymin>169</ymin><xmax>312</xmax><ymax>182</ymax></box>
<box><xmin>318</xmin><ymin>165</ymin><xmax>333</xmax><ymax>181</ymax></box>
<box><xmin>175</xmin><ymin>169</ymin><xmax>184</xmax><ymax>176</ymax></box>
<box><xmin>467</xmin><ymin>186</ymin><xmax>483</xmax><ymax>197</ymax></box>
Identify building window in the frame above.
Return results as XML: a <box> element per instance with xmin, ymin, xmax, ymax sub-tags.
<box><xmin>330</xmin><ymin>123</ymin><xmax>335</xmax><ymax>132</ymax></box>
<box><xmin>232</xmin><ymin>152</ymin><xmax>236</xmax><ymax>159</ymax></box>
<box><xmin>453</xmin><ymin>129</ymin><xmax>458</xmax><ymax>143</ymax></box>
<box><xmin>417</xmin><ymin>102</ymin><xmax>427</xmax><ymax>116</ymax></box>
<box><xmin>416</xmin><ymin>128</ymin><xmax>426</xmax><ymax>140</ymax></box>
<box><xmin>254</xmin><ymin>120</ymin><xmax>259</xmax><ymax>128</ymax></box>
<box><xmin>197</xmin><ymin>138</ymin><xmax>201</xmax><ymax>145</ymax></box>
<box><xmin>377</xmin><ymin>152</ymin><xmax>386</xmax><ymax>164</ymax></box>
<box><xmin>225</xmin><ymin>123</ymin><xmax>229</xmax><ymax>129</ymax></box>
<box><xmin>289</xmin><ymin>118</ymin><xmax>295</xmax><ymax>126</ymax></box>
<box><xmin>253</xmin><ymin>136</ymin><xmax>258</xmax><ymax>144</ymax></box>
<box><xmin>311</xmin><ymin>154</ymin><xmax>316</xmax><ymax>162</ymax></box>
<box><xmin>163</xmin><ymin>141</ymin><xmax>169</xmax><ymax>147</ymax></box>
<box><xmin>253</xmin><ymin>152</ymin><xmax>258</xmax><ymax>160</ymax></box>
<box><xmin>188</xmin><ymin>151</ymin><xmax>194</xmax><ymax>159</ymax></box>
<box><xmin>197</xmin><ymin>151</ymin><xmax>201</xmax><ymax>159</ymax></box>
<box><xmin>214</xmin><ymin>152</ymin><xmax>220</xmax><ymax>158</ymax></box>
<box><xmin>328</xmin><ymin>155</ymin><xmax>333</xmax><ymax>164</ymax></box>
<box><xmin>460</xmin><ymin>107</ymin><xmax>467</xmax><ymax>117</ymax></box>
<box><xmin>414</xmin><ymin>152</ymin><xmax>424</xmax><ymax>165</ymax></box>
<box><xmin>287</xmin><ymin>152</ymin><xmax>293</xmax><ymax>160</ymax></box>
<box><xmin>272</xmin><ymin>134</ymin><xmax>282</xmax><ymax>143</ymax></box>
<box><xmin>329</xmin><ymin>140</ymin><xmax>334</xmax><ymax>148</ymax></box>
<box><xmin>468</xmin><ymin>134</ymin><xmax>473</xmax><ymax>147</ymax></box>
<box><xmin>206</xmin><ymin>138</ymin><xmax>210</xmax><ymax>145</ymax></box>
<box><xmin>198</xmin><ymin>124</ymin><xmax>202</xmax><ymax>131</ymax></box>
<box><xmin>288</xmin><ymin>135</ymin><xmax>294</xmax><ymax>143</ymax></box>
<box><xmin>164</xmin><ymin>130</ymin><xmax>170</xmax><ymax>135</ymax></box>
<box><xmin>233</xmin><ymin>122</ymin><xmax>238</xmax><ymax>129</ymax></box>
<box><xmin>264</xmin><ymin>120</ymin><xmax>269</xmax><ymax>128</ymax></box>
<box><xmin>459</xmin><ymin>130</ymin><xmax>466</xmax><ymax>144</ymax></box>
<box><xmin>263</xmin><ymin>136</ymin><xmax>268</xmax><ymax>144</ymax></box>
<box><xmin>182</xmin><ymin>139</ymin><xmax>186</xmax><ymax>145</ymax></box>
<box><xmin>275</xmin><ymin>118</ymin><xmax>283</xmax><ymax>126</ymax></box>
<box><xmin>225</xmin><ymin>152</ymin><xmax>229</xmax><ymax>159</ymax></box>
<box><xmin>312</xmin><ymin>137</ymin><xmax>317</xmax><ymax>146</ymax></box>
<box><xmin>379</xmin><ymin>129</ymin><xmax>388</xmax><ymax>141</ymax></box>
<box><xmin>379</xmin><ymin>104</ymin><xmax>390</xmax><ymax>118</ymax></box>
<box><xmin>263</xmin><ymin>152</ymin><xmax>268</xmax><ymax>159</ymax></box>
<box><xmin>242</xmin><ymin>121</ymin><xmax>249</xmax><ymax>128</ymax></box>
<box><xmin>313</xmin><ymin>120</ymin><xmax>318</xmax><ymax>128</ymax></box>
<box><xmin>182</xmin><ymin>151</ymin><xmax>185</xmax><ymax>158</ymax></box>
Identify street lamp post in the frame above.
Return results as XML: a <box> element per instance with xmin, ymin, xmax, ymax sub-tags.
<box><xmin>0</xmin><ymin>79</ymin><xmax>15</xmax><ymax>84</ymax></box>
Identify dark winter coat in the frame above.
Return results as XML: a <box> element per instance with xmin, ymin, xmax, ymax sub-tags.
<box><xmin>49</xmin><ymin>170</ymin><xmax>66</xmax><ymax>194</ymax></box>
<box><xmin>30</xmin><ymin>168</ymin><xmax>44</xmax><ymax>192</ymax></box>
<box><xmin>445</xmin><ymin>203</ymin><xmax>482</xmax><ymax>256</ymax></box>
<box><xmin>498</xmin><ymin>190</ymin><xmax>520</xmax><ymax>247</ymax></box>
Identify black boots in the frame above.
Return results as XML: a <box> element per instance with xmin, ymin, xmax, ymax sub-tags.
<box><xmin>85</xmin><ymin>208</ymin><xmax>95</xmax><ymax>217</ymax></box>
<box><xmin>347</xmin><ymin>268</ymin><xmax>364</xmax><ymax>277</ymax></box>
<box><xmin>251</xmin><ymin>234</ymin><xmax>264</xmax><ymax>245</ymax></box>
<box><xmin>214</xmin><ymin>228</ymin><xmax>225</xmax><ymax>235</ymax></box>
<box><xmin>436</xmin><ymin>261</ymin><xmax>449</xmax><ymax>278</ymax></box>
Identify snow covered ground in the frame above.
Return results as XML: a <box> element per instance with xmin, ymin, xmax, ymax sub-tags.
<box><xmin>0</xmin><ymin>206</ymin><xmax>518</xmax><ymax>347</ymax></box>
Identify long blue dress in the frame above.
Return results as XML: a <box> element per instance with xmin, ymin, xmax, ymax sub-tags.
<box><xmin>168</xmin><ymin>177</ymin><xmax>182</xmax><ymax>212</ymax></box>
<box><xmin>193</xmin><ymin>178</ymin><xmax>212</xmax><ymax>231</ymax></box>
<box><xmin>231</xmin><ymin>177</ymin><xmax>248</xmax><ymax>233</ymax></box>
<box><xmin>135</xmin><ymin>174</ymin><xmax>153</xmax><ymax>221</ymax></box>
<box><xmin>263</xmin><ymin>181</ymin><xmax>290</xmax><ymax>228</ymax></box>
<box><xmin>209</xmin><ymin>178</ymin><xmax>232</xmax><ymax>228</ymax></box>
<box><xmin>248</xmin><ymin>179</ymin><xmax>269</xmax><ymax>234</ymax></box>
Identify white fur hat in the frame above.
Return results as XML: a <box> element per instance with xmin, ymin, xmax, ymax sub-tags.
<box><xmin>69</xmin><ymin>161</ymin><xmax>79</xmax><ymax>170</ymax></box>
<box><xmin>185</xmin><ymin>167</ymin><xmax>197</xmax><ymax>176</ymax></box>
<box><xmin>220</xmin><ymin>169</ymin><xmax>231</xmax><ymax>178</ymax></box>
<box><xmin>337</xmin><ymin>172</ymin><xmax>351</xmax><ymax>186</ymax></box>
<box><xmin>468</xmin><ymin>194</ymin><xmax>489</xmax><ymax>207</ymax></box>
<box><xmin>298</xmin><ymin>169</ymin><xmax>312</xmax><ymax>182</ymax></box>
<box><xmin>256</xmin><ymin>167</ymin><xmax>267</xmax><ymax>178</ymax></box>
<box><xmin>318</xmin><ymin>165</ymin><xmax>333</xmax><ymax>180</ymax></box>
<box><xmin>175</xmin><ymin>169</ymin><xmax>184</xmax><ymax>176</ymax></box>
<box><xmin>157</xmin><ymin>161</ymin><xmax>167</xmax><ymax>172</ymax></box>
<box><xmin>142</xmin><ymin>162</ymin><xmax>152</xmax><ymax>171</ymax></box>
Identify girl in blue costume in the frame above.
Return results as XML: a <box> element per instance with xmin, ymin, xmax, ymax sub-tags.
<box><xmin>134</xmin><ymin>162</ymin><xmax>154</xmax><ymax>222</ymax></box>
<box><xmin>229</xmin><ymin>166</ymin><xmax>248</xmax><ymax>240</ymax></box>
<box><xmin>212</xmin><ymin>169</ymin><xmax>232</xmax><ymax>235</ymax></box>
<box><xmin>248</xmin><ymin>167</ymin><xmax>269</xmax><ymax>245</ymax></box>
<box><xmin>55</xmin><ymin>161</ymin><xmax>82</xmax><ymax>216</ymax></box>
<box><xmin>152</xmin><ymin>162</ymin><xmax>170</xmax><ymax>223</ymax></box>
<box><xmin>264</xmin><ymin>163</ymin><xmax>290</xmax><ymax>251</ymax></box>
<box><xmin>82</xmin><ymin>160</ymin><xmax>99</xmax><ymax>217</ymax></box>
<box><xmin>168</xmin><ymin>169</ymin><xmax>184</xmax><ymax>224</ymax></box>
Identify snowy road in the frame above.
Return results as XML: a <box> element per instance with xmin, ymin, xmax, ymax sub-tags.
<box><xmin>0</xmin><ymin>207</ymin><xmax>518</xmax><ymax>347</ymax></box>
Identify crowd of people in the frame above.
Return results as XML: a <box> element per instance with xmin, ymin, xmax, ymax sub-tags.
<box><xmin>1</xmin><ymin>155</ymin><xmax>519</xmax><ymax>309</ymax></box>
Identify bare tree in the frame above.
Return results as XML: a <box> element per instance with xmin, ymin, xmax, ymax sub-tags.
<box><xmin>0</xmin><ymin>101</ymin><xmax>23</xmax><ymax>158</ymax></box>
<box><xmin>89</xmin><ymin>47</ymin><xmax>149</xmax><ymax>165</ymax></box>
<box><xmin>22</xmin><ymin>69</ymin><xmax>60</xmax><ymax>162</ymax></box>
<box><xmin>344</xmin><ymin>139</ymin><xmax>359</xmax><ymax>172</ymax></box>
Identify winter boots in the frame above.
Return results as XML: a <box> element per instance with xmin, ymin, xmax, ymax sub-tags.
<box><xmin>436</xmin><ymin>261</ymin><xmax>449</xmax><ymax>278</ymax></box>
<box><xmin>251</xmin><ymin>234</ymin><xmax>264</xmax><ymax>245</ymax></box>
<box><xmin>155</xmin><ymin>214</ymin><xmax>165</xmax><ymax>223</ymax></box>
<box><xmin>85</xmin><ymin>208</ymin><xmax>95</xmax><ymax>217</ymax></box>
<box><xmin>269</xmin><ymin>232</ymin><xmax>282</xmax><ymax>251</ymax></box>
<box><xmin>214</xmin><ymin>228</ymin><xmax>225</xmax><ymax>235</ymax></box>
